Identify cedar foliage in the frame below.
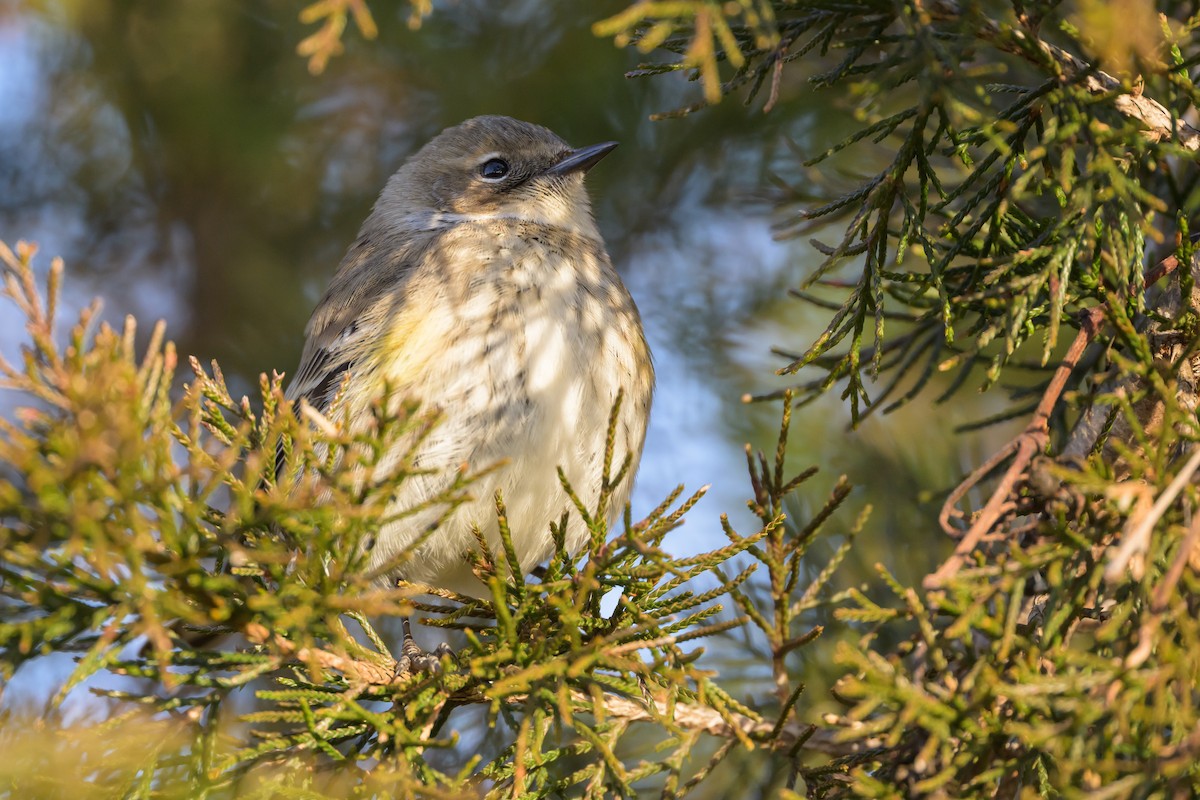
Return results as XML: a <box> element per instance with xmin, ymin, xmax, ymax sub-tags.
<box><xmin>591</xmin><ymin>0</ymin><xmax>1200</xmax><ymax>795</ymax></box>
<box><xmin>0</xmin><ymin>239</ymin><xmax>851</xmax><ymax>796</ymax></box>
<box><xmin>3</xmin><ymin>0</ymin><xmax>1200</xmax><ymax>797</ymax></box>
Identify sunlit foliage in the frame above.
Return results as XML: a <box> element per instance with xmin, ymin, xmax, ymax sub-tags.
<box><xmin>4</xmin><ymin>0</ymin><xmax>1200</xmax><ymax>796</ymax></box>
<box><xmin>0</xmin><ymin>240</ymin><xmax>852</xmax><ymax>795</ymax></box>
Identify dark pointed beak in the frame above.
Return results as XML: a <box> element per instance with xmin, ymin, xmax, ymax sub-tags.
<box><xmin>546</xmin><ymin>141</ymin><xmax>619</xmax><ymax>176</ymax></box>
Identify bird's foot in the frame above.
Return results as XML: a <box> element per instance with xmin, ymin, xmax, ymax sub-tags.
<box><xmin>394</xmin><ymin>619</ymin><xmax>455</xmax><ymax>677</ymax></box>
<box><xmin>394</xmin><ymin>641</ymin><xmax>454</xmax><ymax>676</ymax></box>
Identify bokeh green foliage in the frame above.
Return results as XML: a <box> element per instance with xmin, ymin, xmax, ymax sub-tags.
<box><xmin>0</xmin><ymin>239</ymin><xmax>857</xmax><ymax>796</ymax></box>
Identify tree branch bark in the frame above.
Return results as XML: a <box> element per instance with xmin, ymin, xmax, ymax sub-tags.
<box><xmin>241</xmin><ymin>623</ymin><xmax>871</xmax><ymax>757</ymax></box>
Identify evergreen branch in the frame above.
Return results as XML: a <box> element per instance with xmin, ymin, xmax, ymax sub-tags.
<box><xmin>242</xmin><ymin>623</ymin><xmax>849</xmax><ymax>754</ymax></box>
<box><xmin>927</xmin><ymin>0</ymin><xmax>1200</xmax><ymax>150</ymax></box>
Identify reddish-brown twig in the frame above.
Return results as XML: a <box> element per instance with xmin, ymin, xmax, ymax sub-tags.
<box><xmin>927</xmin><ymin>254</ymin><xmax>1182</xmax><ymax>588</ymax></box>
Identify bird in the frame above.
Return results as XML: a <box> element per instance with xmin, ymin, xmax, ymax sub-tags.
<box><xmin>283</xmin><ymin>116</ymin><xmax>654</xmax><ymax>667</ymax></box>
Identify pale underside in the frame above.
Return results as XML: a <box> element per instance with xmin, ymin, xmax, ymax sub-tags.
<box><xmin>288</xmin><ymin>216</ymin><xmax>653</xmax><ymax>597</ymax></box>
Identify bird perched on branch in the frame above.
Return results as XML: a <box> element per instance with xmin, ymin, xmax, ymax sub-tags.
<box><xmin>285</xmin><ymin>116</ymin><xmax>654</xmax><ymax>668</ymax></box>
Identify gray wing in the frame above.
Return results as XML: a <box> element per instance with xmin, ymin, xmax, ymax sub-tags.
<box><xmin>277</xmin><ymin>231</ymin><xmax>431</xmax><ymax>479</ymax></box>
<box><xmin>285</xmin><ymin>320</ymin><xmax>363</xmax><ymax>413</ymax></box>
<box><xmin>285</xmin><ymin>231</ymin><xmax>430</xmax><ymax>412</ymax></box>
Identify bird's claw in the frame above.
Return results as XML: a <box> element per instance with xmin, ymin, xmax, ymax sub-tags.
<box><xmin>394</xmin><ymin>620</ymin><xmax>455</xmax><ymax>678</ymax></box>
<box><xmin>394</xmin><ymin>644</ymin><xmax>454</xmax><ymax>677</ymax></box>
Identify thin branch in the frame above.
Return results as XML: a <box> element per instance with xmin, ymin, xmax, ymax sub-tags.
<box><xmin>928</xmin><ymin>307</ymin><xmax>1102</xmax><ymax>586</ymax></box>
<box><xmin>1125</xmin><ymin>512</ymin><xmax>1200</xmax><ymax>668</ymax></box>
<box><xmin>241</xmin><ymin>624</ymin><xmax>867</xmax><ymax>756</ymax></box>
<box><xmin>929</xmin><ymin>253</ymin><xmax>1182</xmax><ymax>588</ymax></box>
<box><xmin>1106</xmin><ymin>444</ymin><xmax>1200</xmax><ymax>581</ymax></box>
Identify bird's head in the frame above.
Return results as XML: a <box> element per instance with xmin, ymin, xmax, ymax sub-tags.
<box><xmin>373</xmin><ymin>115</ymin><xmax>616</xmax><ymax>239</ymax></box>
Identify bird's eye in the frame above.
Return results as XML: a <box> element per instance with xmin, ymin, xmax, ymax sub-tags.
<box><xmin>479</xmin><ymin>158</ymin><xmax>510</xmax><ymax>180</ymax></box>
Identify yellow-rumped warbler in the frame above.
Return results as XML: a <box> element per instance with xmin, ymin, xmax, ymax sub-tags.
<box><xmin>286</xmin><ymin>116</ymin><xmax>654</xmax><ymax>612</ymax></box>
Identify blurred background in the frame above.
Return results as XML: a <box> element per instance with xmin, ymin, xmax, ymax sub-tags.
<box><xmin>0</xmin><ymin>1</ymin><xmax>1019</xmax><ymax>712</ymax></box>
